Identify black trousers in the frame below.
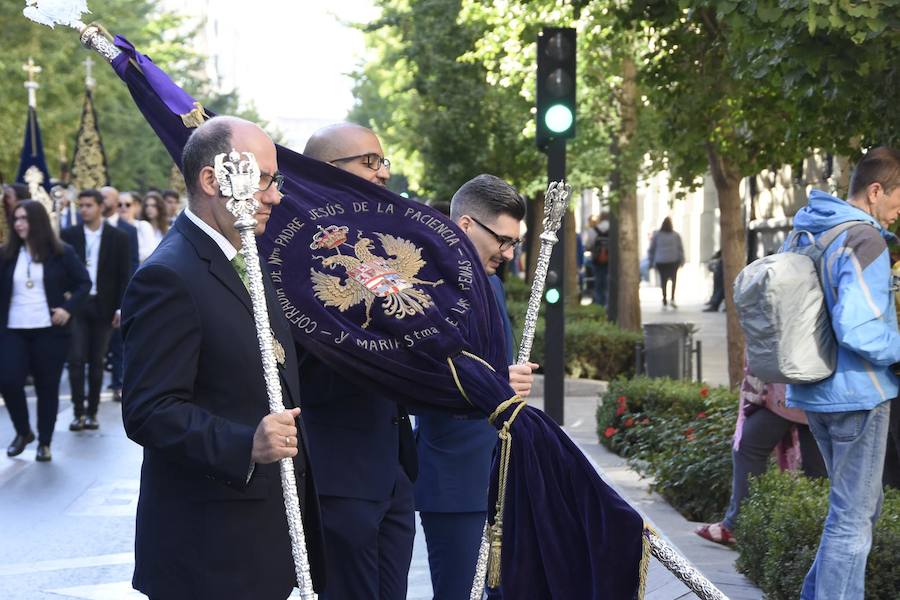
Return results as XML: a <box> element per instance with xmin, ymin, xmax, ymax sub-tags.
<box><xmin>319</xmin><ymin>466</ymin><xmax>415</xmax><ymax>600</ymax></box>
<box><xmin>0</xmin><ymin>327</ymin><xmax>70</xmax><ymax>445</ymax></box>
<box><xmin>656</xmin><ymin>262</ymin><xmax>679</xmax><ymax>301</ymax></box>
<box><xmin>68</xmin><ymin>297</ymin><xmax>113</xmax><ymax>417</ymax></box>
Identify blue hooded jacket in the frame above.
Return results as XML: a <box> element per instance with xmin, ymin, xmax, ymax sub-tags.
<box><xmin>786</xmin><ymin>189</ymin><xmax>900</xmax><ymax>412</ymax></box>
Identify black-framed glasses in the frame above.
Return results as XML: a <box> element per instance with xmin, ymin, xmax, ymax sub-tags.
<box><xmin>469</xmin><ymin>216</ymin><xmax>521</xmax><ymax>251</ymax></box>
<box><xmin>259</xmin><ymin>171</ymin><xmax>285</xmax><ymax>192</ymax></box>
<box><xmin>331</xmin><ymin>153</ymin><xmax>391</xmax><ymax>172</ymax></box>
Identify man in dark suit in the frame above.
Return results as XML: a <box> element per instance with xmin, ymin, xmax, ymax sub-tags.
<box><xmin>100</xmin><ymin>186</ymin><xmax>139</xmax><ymax>402</ymax></box>
<box><xmin>300</xmin><ymin>123</ymin><xmax>417</xmax><ymax>600</ymax></box>
<box><xmin>61</xmin><ymin>189</ymin><xmax>130</xmax><ymax>431</ymax></box>
<box><xmin>416</xmin><ymin>174</ymin><xmax>536</xmax><ymax>599</ymax></box>
<box><xmin>121</xmin><ymin>116</ymin><xmax>325</xmax><ymax>599</ymax></box>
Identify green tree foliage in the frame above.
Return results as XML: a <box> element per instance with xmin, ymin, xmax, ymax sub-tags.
<box><xmin>349</xmin><ymin>0</ymin><xmax>545</xmax><ymax>202</ymax></box>
<box><xmin>715</xmin><ymin>0</ymin><xmax>900</xmax><ymax>150</ymax></box>
<box><xmin>625</xmin><ymin>0</ymin><xmax>899</xmax><ymax>385</ymax></box>
<box><xmin>0</xmin><ymin>1</ymin><xmax>264</xmax><ymax>191</ymax></box>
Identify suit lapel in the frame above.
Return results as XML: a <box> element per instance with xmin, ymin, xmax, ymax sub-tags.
<box><xmin>176</xmin><ymin>215</ymin><xmax>300</xmax><ymax>410</ymax></box>
<box><xmin>72</xmin><ymin>228</ymin><xmax>86</xmax><ymax>262</ymax></box>
<box><xmin>175</xmin><ymin>215</ymin><xmax>253</xmax><ymax>316</ymax></box>
<box><xmin>96</xmin><ymin>225</ymin><xmax>113</xmax><ymax>293</ymax></box>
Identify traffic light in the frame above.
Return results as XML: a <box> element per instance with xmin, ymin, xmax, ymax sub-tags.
<box><xmin>536</xmin><ymin>27</ymin><xmax>576</xmax><ymax>149</ymax></box>
<box><xmin>545</xmin><ymin>269</ymin><xmax>561</xmax><ymax>304</ymax></box>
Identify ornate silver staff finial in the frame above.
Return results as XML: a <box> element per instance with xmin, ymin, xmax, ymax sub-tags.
<box><xmin>541</xmin><ymin>180</ymin><xmax>570</xmax><ymax>244</ymax></box>
<box><xmin>214</xmin><ymin>149</ymin><xmax>261</xmax><ymax>223</ymax></box>
<box><xmin>212</xmin><ymin>148</ymin><xmax>316</xmax><ymax>599</ymax></box>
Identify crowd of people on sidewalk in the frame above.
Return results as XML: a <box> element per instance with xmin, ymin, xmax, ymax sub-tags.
<box><xmin>1</xmin><ymin>182</ymin><xmax>182</xmax><ymax>461</ymax></box>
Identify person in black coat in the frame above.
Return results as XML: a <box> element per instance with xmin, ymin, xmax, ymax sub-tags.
<box><xmin>301</xmin><ymin>123</ymin><xmax>417</xmax><ymax>600</ymax></box>
<box><xmin>100</xmin><ymin>186</ymin><xmax>140</xmax><ymax>401</ymax></box>
<box><xmin>1</xmin><ymin>200</ymin><xmax>90</xmax><ymax>461</ymax></box>
<box><xmin>61</xmin><ymin>189</ymin><xmax>131</xmax><ymax>431</ymax></box>
<box><xmin>121</xmin><ymin>116</ymin><xmax>325</xmax><ymax>599</ymax></box>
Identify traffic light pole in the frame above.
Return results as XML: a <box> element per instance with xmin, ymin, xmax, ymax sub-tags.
<box><xmin>544</xmin><ymin>137</ymin><xmax>566</xmax><ymax>425</ymax></box>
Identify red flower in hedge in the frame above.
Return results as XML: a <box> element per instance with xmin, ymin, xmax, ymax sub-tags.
<box><xmin>604</xmin><ymin>427</ymin><xmax>619</xmax><ymax>439</ymax></box>
<box><xmin>615</xmin><ymin>404</ymin><xmax>627</xmax><ymax>416</ymax></box>
<box><xmin>699</xmin><ymin>387</ymin><xmax>709</xmax><ymax>398</ymax></box>
<box><xmin>684</xmin><ymin>427</ymin><xmax>695</xmax><ymax>441</ymax></box>
<box><xmin>696</xmin><ymin>411</ymin><xmax>707</xmax><ymax>419</ymax></box>
<box><xmin>624</xmin><ymin>417</ymin><xmax>635</xmax><ymax>428</ymax></box>
<box><xmin>617</xmin><ymin>395</ymin><xmax>627</xmax><ymax>406</ymax></box>
<box><xmin>641</xmin><ymin>418</ymin><xmax>650</xmax><ymax>425</ymax></box>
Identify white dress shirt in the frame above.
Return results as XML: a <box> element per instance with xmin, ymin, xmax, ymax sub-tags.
<box><xmin>84</xmin><ymin>224</ymin><xmax>103</xmax><ymax>295</ymax></box>
<box><xmin>184</xmin><ymin>207</ymin><xmax>238</xmax><ymax>261</ymax></box>
<box><xmin>8</xmin><ymin>247</ymin><xmax>52</xmax><ymax>329</ymax></box>
<box><xmin>135</xmin><ymin>219</ymin><xmax>159</xmax><ymax>262</ymax></box>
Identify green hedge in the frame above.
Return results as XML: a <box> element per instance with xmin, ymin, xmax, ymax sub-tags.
<box><xmin>597</xmin><ymin>377</ymin><xmax>737</xmax><ymax>522</ymax></box>
<box><xmin>736</xmin><ymin>469</ymin><xmax>900</xmax><ymax>599</ymax></box>
<box><xmin>504</xmin><ymin>280</ymin><xmax>633</xmax><ymax>380</ymax></box>
<box><xmin>510</xmin><ymin>314</ymin><xmax>640</xmax><ymax>380</ymax></box>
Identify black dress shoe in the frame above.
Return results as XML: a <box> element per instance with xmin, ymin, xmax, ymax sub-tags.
<box><xmin>69</xmin><ymin>416</ymin><xmax>86</xmax><ymax>431</ymax></box>
<box><xmin>6</xmin><ymin>432</ymin><xmax>35</xmax><ymax>457</ymax></box>
<box><xmin>83</xmin><ymin>415</ymin><xmax>100</xmax><ymax>430</ymax></box>
<box><xmin>36</xmin><ymin>445</ymin><xmax>52</xmax><ymax>462</ymax></box>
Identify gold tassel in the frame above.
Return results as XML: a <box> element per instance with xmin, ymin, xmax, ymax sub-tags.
<box><xmin>180</xmin><ymin>102</ymin><xmax>209</xmax><ymax>128</ymax></box>
<box><xmin>637</xmin><ymin>526</ymin><xmax>652</xmax><ymax>600</ymax></box>
<box><xmin>487</xmin><ymin>522</ymin><xmax>503</xmax><ymax>588</ymax></box>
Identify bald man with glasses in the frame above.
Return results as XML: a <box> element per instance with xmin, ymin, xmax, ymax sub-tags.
<box><xmin>299</xmin><ymin>123</ymin><xmax>416</xmax><ymax>600</ymax></box>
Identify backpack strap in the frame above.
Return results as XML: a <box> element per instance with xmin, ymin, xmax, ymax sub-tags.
<box><xmin>814</xmin><ymin>220</ymin><xmax>872</xmax><ymax>255</ymax></box>
<box><xmin>812</xmin><ymin>220</ymin><xmax>877</xmax><ymax>295</ymax></box>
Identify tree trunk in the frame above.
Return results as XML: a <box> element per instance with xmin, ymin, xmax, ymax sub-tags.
<box><xmin>707</xmin><ymin>144</ymin><xmax>746</xmax><ymax>388</ymax></box>
<box><xmin>614</xmin><ymin>56</ymin><xmax>641</xmax><ymax>332</ymax></box>
<box><xmin>564</xmin><ymin>207</ymin><xmax>579</xmax><ymax>307</ymax></box>
<box><xmin>526</xmin><ymin>192</ymin><xmax>545</xmax><ymax>284</ymax></box>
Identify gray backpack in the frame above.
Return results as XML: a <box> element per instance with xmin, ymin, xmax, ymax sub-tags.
<box><xmin>733</xmin><ymin>221</ymin><xmax>870</xmax><ymax>384</ymax></box>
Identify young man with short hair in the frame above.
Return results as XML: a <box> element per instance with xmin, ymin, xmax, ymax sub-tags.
<box><xmin>61</xmin><ymin>189</ymin><xmax>130</xmax><ymax>430</ymax></box>
<box><xmin>416</xmin><ymin>174</ymin><xmax>537</xmax><ymax>599</ymax></box>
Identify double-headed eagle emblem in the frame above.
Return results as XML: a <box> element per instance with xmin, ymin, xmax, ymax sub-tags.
<box><xmin>310</xmin><ymin>225</ymin><xmax>443</xmax><ymax>328</ymax></box>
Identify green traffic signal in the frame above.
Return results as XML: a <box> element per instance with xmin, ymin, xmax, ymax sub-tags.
<box><xmin>545</xmin><ymin>288</ymin><xmax>561</xmax><ymax>304</ymax></box>
<box><xmin>544</xmin><ymin>104</ymin><xmax>574</xmax><ymax>134</ymax></box>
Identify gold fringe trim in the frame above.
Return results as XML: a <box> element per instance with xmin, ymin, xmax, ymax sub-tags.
<box><xmin>181</xmin><ymin>102</ymin><xmax>209</xmax><ymax>128</ymax></box>
<box><xmin>486</xmin><ymin>395</ymin><xmax>526</xmax><ymax>588</ymax></box>
<box><xmin>445</xmin><ymin>350</ymin><xmax>526</xmax><ymax>589</ymax></box>
<box><xmin>638</xmin><ymin>525</ymin><xmax>653</xmax><ymax>599</ymax></box>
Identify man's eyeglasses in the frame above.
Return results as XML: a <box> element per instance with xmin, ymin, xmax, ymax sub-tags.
<box><xmin>118</xmin><ymin>202</ymin><xmax>132</xmax><ymax>208</ymax></box>
<box><xmin>331</xmin><ymin>153</ymin><xmax>391</xmax><ymax>172</ymax></box>
<box><xmin>259</xmin><ymin>171</ymin><xmax>285</xmax><ymax>193</ymax></box>
<box><xmin>470</xmin><ymin>216</ymin><xmax>521</xmax><ymax>252</ymax></box>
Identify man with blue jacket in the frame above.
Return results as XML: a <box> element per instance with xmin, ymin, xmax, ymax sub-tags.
<box><xmin>787</xmin><ymin>147</ymin><xmax>900</xmax><ymax>600</ymax></box>
<box><xmin>416</xmin><ymin>174</ymin><xmax>537</xmax><ymax>599</ymax></box>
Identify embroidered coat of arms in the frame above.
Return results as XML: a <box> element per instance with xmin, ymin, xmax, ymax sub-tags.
<box><xmin>310</xmin><ymin>225</ymin><xmax>443</xmax><ymax>328</ymax></box>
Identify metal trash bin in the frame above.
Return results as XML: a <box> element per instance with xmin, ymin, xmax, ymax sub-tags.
<box><xmin>640</xmin><ymin>322</ymin><xmax>698</xmax><ymax>380</ymax></box>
